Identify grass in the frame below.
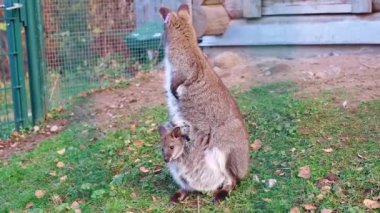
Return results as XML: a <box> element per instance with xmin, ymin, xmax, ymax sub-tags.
<box><xmin>0</xmin><ymin>82</ymin><xmax>379</xmax><ymax>212</ymax></box>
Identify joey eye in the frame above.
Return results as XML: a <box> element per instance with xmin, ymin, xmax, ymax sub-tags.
<box><xmin>169</xmin><ymin>145</ymin><xmax>174</xmax><ymax>150</ymax></box>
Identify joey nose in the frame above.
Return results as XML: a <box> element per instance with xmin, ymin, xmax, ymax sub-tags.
<box><xmin>164</xmin><ymin>157</ymin><xmax>170</xmax><ymax>163</ymax></box>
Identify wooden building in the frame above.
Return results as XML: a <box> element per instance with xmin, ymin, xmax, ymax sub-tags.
<box><xmin>136</xmin><ymin>0</ymin><xmax>380</xmax><ymax>55</ymax></box>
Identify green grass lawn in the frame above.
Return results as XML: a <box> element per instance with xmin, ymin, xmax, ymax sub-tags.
<box><xmin>0</xmin><ymin>82</ymin><xmax>379</xmax><ymax>212</ymax></box>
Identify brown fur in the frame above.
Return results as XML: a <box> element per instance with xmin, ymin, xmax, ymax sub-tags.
<box><xmin>159</xmin><ymin>4</ymin><xmax>249</xmax><ymax>193</ymax></box>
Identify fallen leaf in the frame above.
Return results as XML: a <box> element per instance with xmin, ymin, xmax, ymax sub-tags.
<box><xmin>134</xmin><ymin>140</ymin><xmax>143</xmax><ymax>148</ymax></box>
<box><xmin>33</xmin><ymin>126</ymin><xmax>40</xmax><ymax>133</ymax></box>
<box><xmin>263</xmin><ymin>198</ymin><xmax>272</xmax><ymax>202</ymax></box>
<box><xmin>25</xmin><ymin>202</ymin><xmax>34</xmax><ymax>209</ymax></box>
<box><xmin>373</xmin><ymin>195</ymin><xmax>380</xmax><ymax>201</ymax></box>
<box><xmin>60</xmin><ymin>175</ymin><xmax>67</xmax><ymax>182</ymax></box>
<box><xmin>152</xmin><ymin>196</ymin><xmax>158</xmax><ymax>202</ymax></box>
<box><xmin>298</xmin><ymin>166</ymin><xmax>311</xmax><ymax>179</ymax></box>
<box><xmin>130</xmin><ymin>192</ymin><xmax>137</xmax><ymax>199</ymax></box>
<box><xmin>250</xmin><ymin>139</ymin><xmax>262</xmax><ymax>151</ymax></box>
<box><xmin>363</xmin><ymin>199</ymin><xmax>380</xmax><ymax>209</ymax></box>
<box><xmin>74</xmin><ymin>209</ymin><xmax>82</xmax><ymax>213</ymax></box>
<box><xmin>323</xmin><ymin>148</ymin><xmax>334</xmax><ymax>153</ymax></box>
<box><xmin>57</xmin><ymin>148</ymin><xmax>66</xmax><ymax>155</ymax></box>
<box><xmin>274</xmin><ymin>169</ymin><xmax>285</xmax><ymax>176</ymax></box>
<box><xmin>139</xmin><ymin>166</ymin><xmax>149</xmax><ymax>173</ymax></box>
<box><xmin>265</xmin><ymin>179</ymin><xmax>277</xmax><ymax>188</ymax></box>
<box><xmin>321</xmin><ymin>185</ymin><xmax>332</xmax><ymax>191</ymax></box>
<box><xmin>316</xmin><ymin>193</ymin><xmax>324</xmax><ymax>200</ymax></box>
<box><xmin>321</xmin><ymin>209</ymin><xmax>333</xmax><ymax>213</ymax></box>
<box><xmin>325</xmin><ymin>173</ymin><xmax>339</xmax><ymax>182</ymax></box>
<box><xmin>290</xmin><ymin>148</ymin><xmax>296</xmax><ymax>154</ymax></box>
<box><xmin>289</xmin><ymin>207</ymin><xmax>300</xmax><ymax>213</ymax></box>
<box><xmin>35</xmin><ymin>190</ymin><xmax>46</xmax><ymax>198</ymax></box>
<box><xmin>51</xmin><ymin>194</ymin><xmax>63</xmax><ymax>204</ymax></box>
<box><xmin>49</xmin><ymin>171</ymin><xmax>57</xmax><ymax>176</ymax></box>
<box><xmin>303</xmin><ymin>204</ymin><xmax>317</xmax><ymax>210</ymax></box>
<box><xmin>57</xmin><ymin>162</ymin><xmax>65</xmax><ymax>168</ymax></box>
<box><xmin>152</xmin><ymin>168</ymin><xmax>162</xmax><ymax>174</ymax></box>
<box><xmin>71</xmin><ymin>201</ymin><xmax>80</xmax><ymax>209</ymax></box>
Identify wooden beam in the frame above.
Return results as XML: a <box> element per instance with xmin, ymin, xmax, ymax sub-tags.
<box><xmin>200</xmin><ymin>13</ymin><xmax>380</xmax><ymax>46</ymax></box>
<box><xmin>351</xmin><ymin>0</ymin><xmax>372</xmax><ymax>13</ymax></box>
<box><xmin>202</xmin><ymin>0</ymin><xmax>225</xmax><ymax>5</ymax></box>
<box><xmin>243</xmin><ymin>0</ymin><xmax>262</xmax><ymax>18</ymax></box>
<box><xmin>374</xmin><ymin>0</ymin><xmax>380</xmax><ymax>12</ymax></box>
<box><xmin>262</xmin><ymin>2</ymin><xmax>352</xmax><ymax>15</ymax></box>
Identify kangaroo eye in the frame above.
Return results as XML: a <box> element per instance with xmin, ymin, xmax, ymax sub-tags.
<box><xmin>169</xmin><ymin>145</ymin><xmax>174</xmax><ymax>150</ymax></box>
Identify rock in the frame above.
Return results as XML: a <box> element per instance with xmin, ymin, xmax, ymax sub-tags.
<box><xmin>252</xmin><ymin>175</ymin><xmax>260</xmax><ymax>183</ymax></box>
<box><xmin>265</xmin><ymin>179</ymin><xmax>277</xmax><ymax>188</ymax></box>
<box><xmin>213</xmin><ymin>51</ymin><xmax>243</xmax><ymax>69</ymax></box>
<box><xmin>50</xmin><ymin>125</ymin><xmax>59</xmax><ymax>133</ymax></box>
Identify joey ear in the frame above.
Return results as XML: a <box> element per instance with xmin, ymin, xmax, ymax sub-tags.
<box><xmin>177</xmin><ymin>4</ymin><xmax>191</xmax><ymax>21</ymax></box>
<box><xmin>171</xmin><ymin>127</ymin><xmax>182</xmax><ymax>138</ymax></box>
<box><xmin>158</xmin><ymin>125</ymin><xmax>167</xmax><ymax>136</ymax></box>
<box><xmin>159</xmin><ymin>7</ymin><xmax>171</xmax><ymax>22</ymax></box>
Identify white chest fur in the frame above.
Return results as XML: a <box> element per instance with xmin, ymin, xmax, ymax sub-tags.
<box><xmin>167</xmin><ymin>147</ymin><xmax>227</xmax><ymax>192</ymax></box>
<box><xmin>164</xmin><ymin>50</ymin><xmax>183</xmax><ymax>124</ymax></box>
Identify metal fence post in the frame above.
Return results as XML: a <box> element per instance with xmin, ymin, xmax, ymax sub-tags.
<box><xmin>5</xmin><ymin>0</ymin><xmax>28</xmax><ymax>130</ymax></box>
<box><xmin>25</xmin><ymin>0</ymin><xmax>45</xmax><ymax>124</ymax></box>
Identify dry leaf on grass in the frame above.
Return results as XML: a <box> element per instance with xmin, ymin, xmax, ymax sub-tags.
<box><xmin>71</xmin><ymin>201</ymin><xmax>80</xmax><ymax>209</ymax></box>
<box><xmin>25</xmin><ymin>202</ymin><xmax>34</xmax><ymax>209</ymax></box>
<box><xmin>298</xmin><ymin>166</ymin><xmax>311</xmax><ymax>179</ymax></box>
<box><xmin>303</xmin><ymin>204</ymin><xmax>317</xmax><ymax>210</ymax></box>
<box><xmin>363</xmin><ymin>199</ymin><xmax>380</xmax><ymax>209</ymax></box>
<box><xmin>152</xmin><ymin>196</ymin><xmax>158</xmax><ymax>202</ymax></box>
<box><xmin>130</xmin><ymin>192</ymin><xmax>137</xmax><ymax>199</ymax></box>
<box><xmin>139</xmin><ymin>166</ymin><xmax>150</xmax><ymax>173</ymax></box>
<box><xmin>57</xmin><ymin>148</ymin><xmax>66</xmax><ymax>155</ymax></box>
<box><xmin>35</xmin><ymin>190</ymin><xmax>46</xmax><ymax>198</ymax></box>
<box><xmin>322</xmin><ymin>148</ymin><xmax>334</xmax><ymax>153</ymax></box>
<box><xmin>321</xmin><ymin>209</ymin><xmax>333</xmax><ymax>213</ymax></box>
<box><xmin>289</xmin><ymin>207</ymin><xmax>300</xmax><ymax>213</ymax></box>
<box><xmin>57</xmin><ymin>162</ymin><xmax>65</xmax><ymax>168</ymax></box>
<box><xmin>134</xmin><ymin>140</ymin><xmax>143</xmax><ymax>147</ymax></box>
<box><xmin>60</xmin><ymin>175</ymin><xmax>68</xmax><ymax>182</ymax></box>
<box><xmin>51</xmin><ymin>195</ymin><xmax>63</xmax><ymax>204</ymax></box>
<box><xmin>250</xmin><ymin>139</ymin><xmax>262</xmax><ymax>151</ymax></box>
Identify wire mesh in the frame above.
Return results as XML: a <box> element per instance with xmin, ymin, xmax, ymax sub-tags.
<box><xmin>42</xmin><ymin>0</ymin><xmax>164</xmax><ymax>108</ymax></box>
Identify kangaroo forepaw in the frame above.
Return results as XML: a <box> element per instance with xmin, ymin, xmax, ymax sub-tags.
<box><xmin>170</xmin><ymin>190</ymin><xmax>188</xmax><ymax>204</ymax></box>
<box><xmin>213</xmin><ymin>189</ymin><xmax>229</xmax><ymax>204</ymax></box>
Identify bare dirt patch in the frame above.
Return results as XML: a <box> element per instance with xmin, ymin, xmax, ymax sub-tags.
<box><xmin>1</xmin><ymin>54</ymin><xmax>379</xmax><ymax>160</ymax></box>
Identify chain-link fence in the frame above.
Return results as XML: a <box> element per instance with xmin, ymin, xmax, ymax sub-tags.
<box><xmin>42</xmin><ymin>0</ymin><xmax>164</xmax><ymax>108</ymax></box>
<box><xmin>0</xmin><ymin>0</ymin><xmax>165</xmax><ymax>138</ymax></box>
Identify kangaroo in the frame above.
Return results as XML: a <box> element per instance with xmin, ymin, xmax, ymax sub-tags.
<box><xmin>159</xmin><ymin>4</ymin><xmax>249</xmax><ymax>202</ymax></box>
<box><xmin>158</xmin><ymin>124</ymin><xmax>226</xmax><ymax>203</ymax></box>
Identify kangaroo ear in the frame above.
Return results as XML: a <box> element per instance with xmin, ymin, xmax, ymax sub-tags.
<box><xmin>159</xmin><ymin>7</ymin><xmax>172</xmax><ymax>23</ymax></box>
<box><xmin>177</xmin><ymin>4</ymin><xmax>191</xmax><ymax>21</ymax></box>
<box><xmin>171</xmin><ymin>127</ymin><xmax>182</xmax><ymax>138</ymax></box>
<box><xmin>158</xmin><ymin>125</ymin><xmax>167</xmax><ymax>136</ymax></box>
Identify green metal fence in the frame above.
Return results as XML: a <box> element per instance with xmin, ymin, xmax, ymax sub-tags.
<box><xmin>41</xmin><ymin>0</ymin><xmax>163</xmax><ymax>108</ymax></box>
<box><xmin>0</xmin><ymin>0</ymin><xmax>32</xmax><ymax>139</ymax></box>
<box><xmin>0</xmin><ymin>20</ymin><xmax>13</xmax><ymax>138</ymax></box>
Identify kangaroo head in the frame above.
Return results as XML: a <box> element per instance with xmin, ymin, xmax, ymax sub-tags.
<box><xmin>159</xmin><ymin>4</ymin><xmax>197</xmax><ymax>48</ymax></box>
<box><xmin>158</xmin><ymin>125</ymin><xmax>185</xmax><ymax>162</ymax></box>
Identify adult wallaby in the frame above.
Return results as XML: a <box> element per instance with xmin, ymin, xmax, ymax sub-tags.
<box><xmin>158</xmin><ymin>123</ymin><xmax>226</xmax><ymax>203</ymax></box>
<box><xmin>159</xmin><ymin>4</ymin><xmax>249</xmax><ymax>201</ymax></box>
